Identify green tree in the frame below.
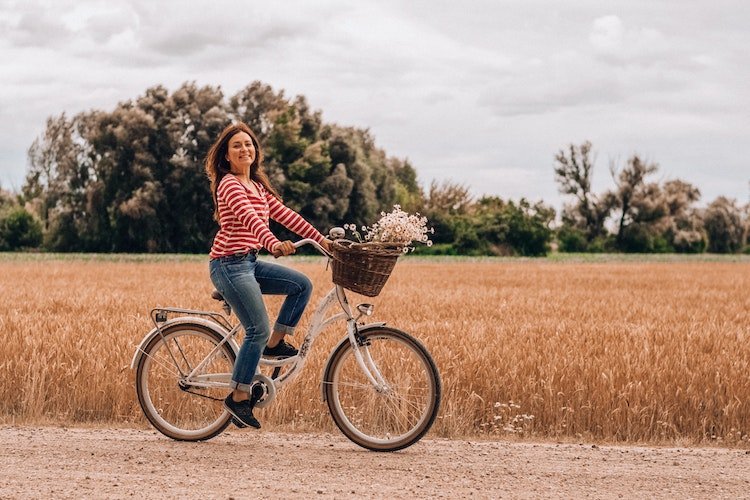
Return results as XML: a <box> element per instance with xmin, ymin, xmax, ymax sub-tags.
<box><xmin>704</xmin><ymin>196</ymin><xmax>745</xmax><ymax>253</ymax></box>
<box><xmin>661</xmin><ymin>180</ymin><xmax>706</xmax><ymax>253</ymax></box>
<box><xmin>87</xmin><ymin>103</ymin><xmax>163</xmax><ymax>252</ymax></box>
<box><xmin>24</xmin><ymin>80</ymin><xmax>421</xmax><ymax>252</ymax></box>
<box><xmin>391</xmin><ymin>159</ymin><xmax>423</xmax><ymax>212</ymax></box>
<box><xmin>471</xmin><ymin>197</ymin><xmax>554</xmax><ymax>256</ymax></box>
<box><xmin>608</xmin><ymin>155</ymin><xmax>668</xmax><ymax>252</ymax></box>
<box><xmin>165</xmin><ymin>82</ymin><xmax>228</xmax><ymax>252</ymax></box>
<box><xmin>24</xmin><ymin>112</ymin><xmax>100</xmax><ymax>251</ymax></box>
<box><xmin>0</xmin><ymin>206</ymin><xmax>43</xmax><ymax>251</ymax></box>
<box><xmin>327</xmin><ymin>128</ymin><xmax>378</xmax><ymax>227</ymax></box>
<box><xmin>422</xmin><ymin>180</ymin><xmax>473</xmax><ymax>246</ymax></box>
<box><xmin>554</xmin><ymin>141</ymin><xmax>612</xmax><ymax>244</ymax></box>
<box><xmin>609</xmin><ymin>155</ymin><xmax>659</xmax><ymax>249</ymax></box>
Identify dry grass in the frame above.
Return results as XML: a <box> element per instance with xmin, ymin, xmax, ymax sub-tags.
<box><xmin>1</xmin><ymin>256</ymin><xmax>749</xmax><ymax>445</ymax></box>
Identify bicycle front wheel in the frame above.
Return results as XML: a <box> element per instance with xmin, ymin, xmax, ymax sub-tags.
<box><xmin>135</xmin><ymin>323</ymin><xmax>236</xmax><ymax>441</ymax></box>
<box><xmin>323</xmin><ymin>326</ymin><xmax>441</xmax><ymax>452</ymax></box>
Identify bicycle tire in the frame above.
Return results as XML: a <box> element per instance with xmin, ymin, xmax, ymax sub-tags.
<box><xmin>135</xmin><ymin>323</ymin><xmax>236</xmax><ymax>441</ymax></box>
<box><xmin>323</xmin><ymin>326</ymin><xmax>441</xmax><ymax>452</ymax></box>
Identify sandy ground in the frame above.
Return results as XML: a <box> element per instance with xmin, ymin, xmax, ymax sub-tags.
<box><xmin>1</xmin><ymin>426</ymin><xmax>749</xmax><ymax>499</ymax></box>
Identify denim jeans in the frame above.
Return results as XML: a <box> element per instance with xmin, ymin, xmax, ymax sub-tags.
<box><xmin>209</xmin><ymin>253</ymin><xmax>313</xmax><ymax>392</ymax></box>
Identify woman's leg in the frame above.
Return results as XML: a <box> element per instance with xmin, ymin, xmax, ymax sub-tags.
<box><xmin>209</xmin><ymin>256</ymin><xmax>270</xmax><ymax>397</ymax></box>
<box><xmin>253</xmin><ymin>259</ymin><xmax>313</xmax><ymax>346</ymax></box>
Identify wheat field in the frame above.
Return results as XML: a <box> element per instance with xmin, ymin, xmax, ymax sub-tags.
<box><xmin>1</xmin><ymin>255</ymin><xmax>748</xmax><ymax>445</ymax></box>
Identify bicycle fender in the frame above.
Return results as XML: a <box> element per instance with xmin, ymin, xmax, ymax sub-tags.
<box><xmin>319</xmin><ymin>321</ymin><xmax>386</xmax><ymax>402</ymax></box>
<box><xmin>130</xmin><ymin>316</ymin><xmax>238</xmax><ymax>369</ymax></box>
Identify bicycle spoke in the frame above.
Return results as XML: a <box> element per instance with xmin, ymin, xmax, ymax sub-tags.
<box><xmin>143</xmin><ymin>349</ymin><xmax>182</xmax><ymax>378</ymax></box>
<box><xmin>328</xmin><ymin>381</ymin><xmax>429</xmax><ymax>416</ymax></box>
<box><xmin>386</xmin><ymin>391</ymin><xmax>427</xmax><ymax>417</ymax></box>
<box><xmin>379</xmin><ymin>394</ymin><xmax>409</xmax><ymax>435</ymax></box>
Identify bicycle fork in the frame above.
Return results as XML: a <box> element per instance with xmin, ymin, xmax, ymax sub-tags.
<box><xmin>335</xmin><ymin>286</ymin><xmax>391</xmax><ymax>394</ymax></box>
<box><xmin>349</xmin><ymin>322</ymin><xmax>391</xmax><ymax>393</ymax></box>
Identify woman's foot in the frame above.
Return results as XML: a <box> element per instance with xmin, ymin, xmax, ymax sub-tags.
<box><xmin>224</xmin><ymin>394</ymin><xmax>261</xmax><ymax>429</ymax></box>
<box><xmin>263</xmin><ymin>339</ymin><xmax>299</xmax><ymax>358</ymax></box>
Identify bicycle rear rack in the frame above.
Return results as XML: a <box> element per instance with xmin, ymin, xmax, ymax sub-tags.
<box><xmin>145</xmin><ymin>307</ymin><xmax>236</xmax><ymax>381</ymax></box>
<box><xmin>150</xmin><ymin>307</ymin><xmax>234</xmax><ymax>333</ymax></box>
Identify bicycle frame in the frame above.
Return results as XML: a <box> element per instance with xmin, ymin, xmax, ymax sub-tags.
<box><xmin>131</xmin><ymin>239</ymin><xmax>391</xmax><ymax>402</ymax></box>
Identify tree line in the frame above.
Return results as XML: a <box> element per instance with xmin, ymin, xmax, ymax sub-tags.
<box><xmin>554</xmin><ymin>142</ymin><xmax>749</xmax><ymax>254</ymax></box>
<box><xmin>0</xmin><ymin>81</ymin><xmax>748</xmax><ymax>256</ymax></box>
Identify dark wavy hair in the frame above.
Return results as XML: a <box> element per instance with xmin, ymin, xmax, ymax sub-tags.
<box><xmin>204</xmin><ymin>122</ymin><xmax>280</xmax><ymax>223</ymax></box>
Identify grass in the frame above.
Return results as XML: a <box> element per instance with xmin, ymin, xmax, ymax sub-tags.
<box><xmin>1</xmin><ymin>253</ymin><xmax>748</xmax><ymax>446</ymax></box>
<box><xmin>3</xmin><ymin>251</ymin><xmax>750</xmax><ymax>263</ymax></box>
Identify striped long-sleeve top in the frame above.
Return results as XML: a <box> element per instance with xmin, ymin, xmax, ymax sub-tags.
<box><xmin>209</xmin><ymin>174</ymin><xmax>325</xmax><ymax>259</ymax></box>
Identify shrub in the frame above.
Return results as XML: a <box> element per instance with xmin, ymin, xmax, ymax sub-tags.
<box><xmin>557</xmin><ymin>225</ymin><xmax>588</xmax><ymax>252</ymax></box>
<box><xmin>0</xmin><ymin>207</ymin><xmax>43</xmax><ymax>251</ymax></box>
<box><xmin>618</xmin><ymin>224</ymin><xmax>673</xmax><ymax>253</ymax></box>
<box><xmin>501</xmin><ymin>199</ymin><xmax>554</xmax><ymax>257</ymax></box>
<box><xmin>671</xmin><ymin>229</ymin><xmax>707</xmax><ymax>254</ymax></box>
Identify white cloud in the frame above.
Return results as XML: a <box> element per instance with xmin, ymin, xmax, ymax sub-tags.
<box><xmin>589</xmin><ymin>15</ymin><xmax>625</xmax><ymax>54</ymax></box>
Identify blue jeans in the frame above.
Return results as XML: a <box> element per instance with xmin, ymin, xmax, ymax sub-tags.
<box><xmin>209</xmin><ymin>253</ymin><xmax>313</xmax><ymax>392</ymax></box>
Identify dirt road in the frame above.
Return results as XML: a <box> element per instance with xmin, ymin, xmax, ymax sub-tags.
<box><xmin>2</xmin><ymin>426</ymin><xmax>748</xmax><ymax>499</ymax></box>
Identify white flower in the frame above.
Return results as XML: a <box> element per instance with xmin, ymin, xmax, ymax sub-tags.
<box><xmin>342</xmin><ymin>205</ymin><xmax>434</xmax><ymax>251</ymax></box>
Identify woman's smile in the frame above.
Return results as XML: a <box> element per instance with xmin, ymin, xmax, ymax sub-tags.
<box><xmin>226</xmin><ymin>131</ymin><xmax>256</xmax><ymax>173</ymax></box>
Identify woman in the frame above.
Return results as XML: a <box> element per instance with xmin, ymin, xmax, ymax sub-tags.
<box><xmin>205</xmin><ymin>122</ymin><xmax>331</xmax><ymax>429</ymax></box>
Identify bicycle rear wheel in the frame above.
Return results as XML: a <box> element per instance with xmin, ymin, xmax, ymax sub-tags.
<box><xmin>135</xmin><ymin>323</ymin><xmax>235</xmax><ymax>441</ymax></box>
<box><xmin>323</xmin><ymin>326</ymin><xmax>441</xmax><ymax>451</ymax></box>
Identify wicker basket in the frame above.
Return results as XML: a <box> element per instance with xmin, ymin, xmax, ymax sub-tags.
<box><xmin>330</xmin><ymin>240</ymin><xmax>403</xmax><ymax>297</ymax></box>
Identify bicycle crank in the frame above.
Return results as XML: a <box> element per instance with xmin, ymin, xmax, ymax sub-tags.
<box><xmin>248</xmin><ymin>373</ymin><xmax>276</xmax><ymax>409</ymax></box>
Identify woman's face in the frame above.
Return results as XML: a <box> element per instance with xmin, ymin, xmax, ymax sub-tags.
<box><xmin>225</xmin><ymin>131</ymin><xmax>256</xmax><ymax>175</ymax></box>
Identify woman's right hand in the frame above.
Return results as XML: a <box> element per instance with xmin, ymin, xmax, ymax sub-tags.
<box><xmin>272</xmin><ymin>240</ymin><xmax>296</xmax><ymax>258</ymax></box>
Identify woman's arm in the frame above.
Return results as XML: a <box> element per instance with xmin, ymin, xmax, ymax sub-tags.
<box><xmin>218</xmin><ymin>176</ymin><xmax>281</xmax><ymax>251</ymax></box>
<box><xmin>267</xmin><ymin>193</ymin><xmax>326</xmax><ymax>243</ymax></box>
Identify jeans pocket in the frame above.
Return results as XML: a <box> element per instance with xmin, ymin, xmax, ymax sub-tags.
<box><xmin>223</xmin><ymin>256</ymin><xmax>257</xmax><ymax>281</ymax></box>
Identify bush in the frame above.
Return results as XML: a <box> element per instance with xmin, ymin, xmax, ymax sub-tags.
<box><xmin>501</xmin><ymin>200</ymin><xmax>554</xmax><ymax>257</ymax></box>
<box><xmin>587</xmin><ymin>234</ymin><xmax>616</xmax><ymax>253</ymax></box>
<box><xmin>557</xmin><ymin>225</ymin><xmax>588</xmax><ymax>252</ymax></box>
<box><xmin>557</xmin><ymin>225</ymin><xmax>615</xmax><ymax>253</ymax></box>
<box><xmin>671</xmin><ymin>230</ymin><xmax>707</xmax><ymax>253</ymax></box>
<box><xmin>618</xmin><ymin>224</ymin><xmax>673</xmax><ymax>253</ymax></box>
<box><xmin>0</xmin><ymin>207</ymin><xmax>43</xmax><ymax>251</ymax></box>
<box><xmin>412</xmin><ymin>243</ymin><xmax>457</xmax><ymax>256</ymax></box>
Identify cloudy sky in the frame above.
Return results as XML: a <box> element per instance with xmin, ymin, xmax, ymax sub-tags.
<box><xmin>1</xmin><ymin>0</ymin><xmax>748</xmax><ymax>208</ymax></box>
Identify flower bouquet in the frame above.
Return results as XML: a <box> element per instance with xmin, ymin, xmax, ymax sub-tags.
<box><xmin>331</xmin><ymin>205</ymin><xmax>433</xmax><ymax>297</ymax></box>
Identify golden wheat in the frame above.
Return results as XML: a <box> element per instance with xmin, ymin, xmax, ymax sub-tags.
<box><xmin>1</xmin><ymin>256</ymin><xmax>748</xmax><ymax>445</ymax></box>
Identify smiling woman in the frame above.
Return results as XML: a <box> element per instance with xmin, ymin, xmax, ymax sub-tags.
<box><xmin>203</xmin><ymin>121</ymin><xmax>332</xmax><ymax>428</ymax></box>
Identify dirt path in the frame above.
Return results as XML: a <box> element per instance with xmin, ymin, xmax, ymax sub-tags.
<box><xmin>2</xmin><ymin>426</ymin><xmax>748</xmax><ymax>499</ymax></box>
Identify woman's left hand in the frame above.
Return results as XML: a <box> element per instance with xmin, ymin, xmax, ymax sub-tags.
<box><xmin>320</xmin><ymin>238</ymin><xmax>332</xmax><ymax>253</ymax></box>
<box><xmin>272</xmin><ymin>240</ymin><xmax>296</xmax><ymax>258</ymax></box>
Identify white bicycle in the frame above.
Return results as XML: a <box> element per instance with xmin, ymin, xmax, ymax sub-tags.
<box><xmin>131</xmin><ymin>231</ymin><xmax>441</xmax><ymax>452</ymax></box>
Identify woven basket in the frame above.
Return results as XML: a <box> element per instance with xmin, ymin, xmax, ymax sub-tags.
<box><xmin>330</xmin><ymin>240</ymin><xmax>403</xmax><ymax>297</ymax></box>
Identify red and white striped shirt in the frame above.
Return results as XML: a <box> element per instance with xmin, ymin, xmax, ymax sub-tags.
<box><xmin>209</xmin><ymin>174</ymin><xmax>325</xmax><ymax>259</ymax></box>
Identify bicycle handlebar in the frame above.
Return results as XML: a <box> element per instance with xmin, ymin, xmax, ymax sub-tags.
<box><xmin>291</xmin><ymin>227</ymin><xmax>342</xmax><ymax>257</ymax></box>
<box><xmin>293</xmin><ymin>238</ymin><xmax>333</xmax><ymax>258</ymax></box>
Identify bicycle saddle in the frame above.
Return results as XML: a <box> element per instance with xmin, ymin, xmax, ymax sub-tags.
<box><xmin>211</xmin><ymin>290</ymin><xmax>225</xmax><ymax>301</ymax></box>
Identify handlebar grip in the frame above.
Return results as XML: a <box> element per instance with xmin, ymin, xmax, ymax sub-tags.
<box><xmin>292</xmin><ymin>238</ymin><xmax>332</xmax><ymax>257</ymax></box>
